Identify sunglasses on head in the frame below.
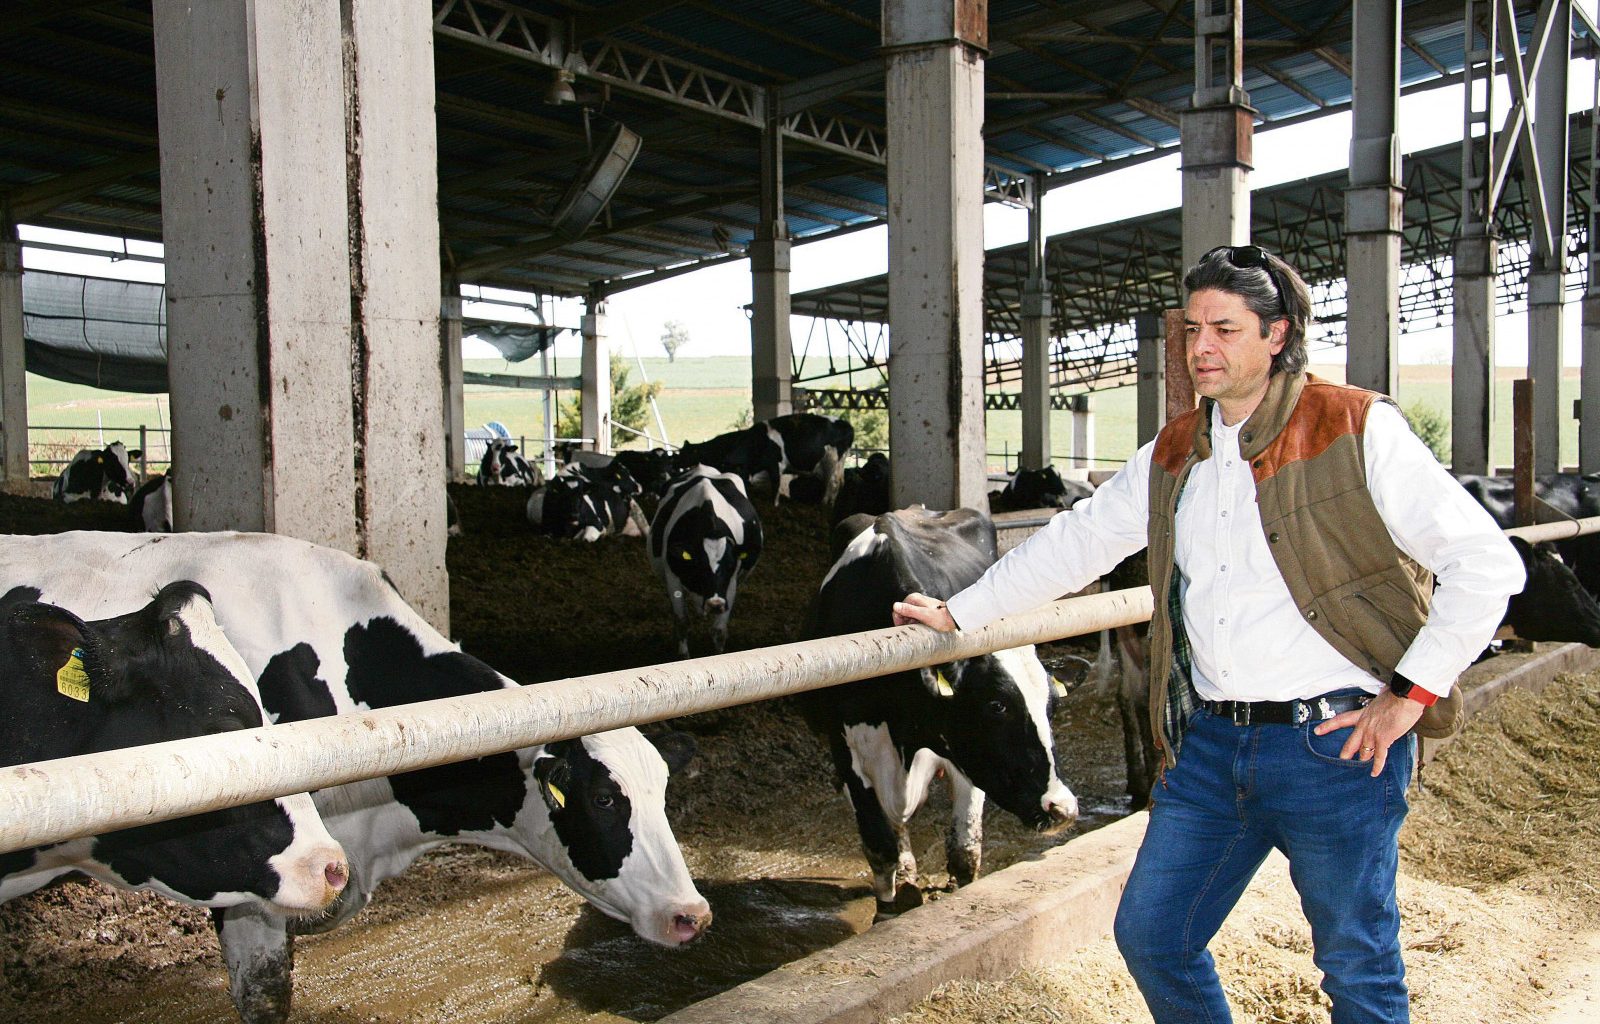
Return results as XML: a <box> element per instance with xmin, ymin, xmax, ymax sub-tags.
<box><xmin>1202</xmin><ymin>244</ymin><xmax>1286</xmax><ymax>308</ymax></box>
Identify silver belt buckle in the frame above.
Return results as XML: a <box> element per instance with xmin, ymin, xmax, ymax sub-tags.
<box><xmin>1231</xmin><ymin>702</ymin><xmax>1250</xmax><ymax>726</ymax></box>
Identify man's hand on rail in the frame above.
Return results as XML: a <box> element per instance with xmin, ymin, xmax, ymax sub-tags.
<box><xmin>892</xmin><ymin>592</ymin><xmax>957</xmax><ymax>632</ymax></box>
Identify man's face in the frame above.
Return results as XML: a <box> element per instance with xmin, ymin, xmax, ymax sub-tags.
<box><xmin>1184</xmin><ymin>288</ymin><xmax>1287</xmax><ymax>420</ymax></box>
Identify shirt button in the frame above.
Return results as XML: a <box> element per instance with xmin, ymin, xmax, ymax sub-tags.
<box><xmin>1225</xmin><ymin>460</ymin><xmax>1234</xmax><ymax>467</ymax></box>
<box><xmin>1218</xmin><ymin>617</ymin><xmax>1226</xmax><ymax>625</ymax></box>
<box><xmin>1220</xmin><ymin>510</ymin><xmax>1229</xmax><ymax>518</ymax></box>
<box><xmin>1220</xmin><ymin>565</ymin><xmax>1228</xmax><ymax>571</ymax></box>
<box><xmin>1222</xmin><ymin>670</ymin><xmax>1231</xmax><ymax>677</ymax></box>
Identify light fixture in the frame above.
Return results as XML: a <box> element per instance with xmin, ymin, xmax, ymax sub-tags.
<box><xmin>544</xmin><ymin>68</ymin><xmax>576</xmax><ymax>106</ymax></box>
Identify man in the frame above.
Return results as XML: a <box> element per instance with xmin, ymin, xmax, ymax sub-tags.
<box><xmin>893</xmin><ymin>245</ymin><xmax>1523</xmax><ymax>1022</ymax></box>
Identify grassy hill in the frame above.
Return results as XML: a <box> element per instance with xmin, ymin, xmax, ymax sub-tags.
<box><xmin>24</xmin><ymin>359</ymin><xmax>1585</xmax><ymax>479</ymax></box>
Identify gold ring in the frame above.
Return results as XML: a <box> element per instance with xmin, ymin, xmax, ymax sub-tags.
<box><xmin>1361</xmin><ymin>745</ymin><xmax>1375</xmax><ymax>753</ymax></box>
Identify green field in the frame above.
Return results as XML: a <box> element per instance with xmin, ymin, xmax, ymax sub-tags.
<box><xmin>24</xmin><ymin>359</ymin><xmax>1585</xmax><ymax>479</ymax></box>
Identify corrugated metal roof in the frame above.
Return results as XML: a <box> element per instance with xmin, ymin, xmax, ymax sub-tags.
<box><xmin>0</xmin><ymin>1</ymin><xmax>1507</xmax><ymax>299</ymax></box>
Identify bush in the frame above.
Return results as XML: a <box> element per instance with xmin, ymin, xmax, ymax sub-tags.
<box><xmin>557</xmin><ymin>354</ymin><xmax>664</xmax><ymax>448</ymax></box>
<box><xmin>1401</xmin><ymin>401</ymin><xmax>1449</xmax><ymax>465</ymax></box>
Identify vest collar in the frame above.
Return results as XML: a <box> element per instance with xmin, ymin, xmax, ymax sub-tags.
<box><xmin>1189</xmin><ymin>370</ymin><xmax>1307</xmax><ymax>462</ymax></box>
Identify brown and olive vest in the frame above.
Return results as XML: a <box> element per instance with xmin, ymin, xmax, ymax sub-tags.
<box><xmin>1145</xmin><ymin>371</ymin><xmax>1433</xmax><ymax>766</ymax></box>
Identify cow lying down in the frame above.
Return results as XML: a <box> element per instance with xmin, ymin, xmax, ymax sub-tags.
<box><xmin>803</xmin><ymin>508</ymin><xmax>1078</xmax><ymax>917</ymax></box>
<box><xmin>0</xmin><ymin>532</ymin><xmax>709</xmax><ymax>1024</ymax></box>
<box><xmin>0</xmin><ymin>582</ymin><xmax>348</xmax><ymax>917</ymax></box>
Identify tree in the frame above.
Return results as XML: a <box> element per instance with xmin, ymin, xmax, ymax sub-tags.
<box><xmin>557</xmin><ymin>354</ymin><xmax>664</xmax><ymax>448</ymax></box>
<box><xmin>1401</xmin><ymin>401</ymin><xmax>1449</xmax><ymax>465</ymax></box>
<box><xmin>838</xmin><ymin>407</ymin><xmax>887</xmax><ymax>451</ymax></box>
<box><xmin>660</xmin><ymin>320</ymin><xmax>690</xmax><ymax>363</ymax></box>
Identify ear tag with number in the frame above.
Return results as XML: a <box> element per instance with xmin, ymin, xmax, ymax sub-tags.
<box><xmin>57</xmin><ymin>648</ymin><xmax>90</xmax><ymax>702</ymax></box>
<box><xmin>545</xmin><ymin>781</ymin><xmax>566</xmax><ymax>809</ymax></box>
<box><xmin>935</xmin><ymin>671</ymin><xmax>954</xmax><ymax>697</ymax></box>
<box><xmin>1052</xmin><ymin>676</ymin><xmax>1069</xmax><ymax>698</ymax></box>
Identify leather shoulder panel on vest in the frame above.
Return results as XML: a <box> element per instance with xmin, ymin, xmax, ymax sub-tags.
<box><xmin>1251</xmin><ymin>380</ymin><xmax>1379</xmax><ymax>483</ymax></box>
<box><xmin>1154</xmin><ymin>407</ymin><xmax>1204</xmax><ymax>476</ymax></box>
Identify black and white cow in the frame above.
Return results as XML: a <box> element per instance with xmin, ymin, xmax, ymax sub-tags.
<box><xmin>830</xmin><ymin>451</ymin><xmax>892</xmax><ymax>525</ymax></box>
<box><xmin>802</xmin><ymin>507</ymin><xmax>1077</xmax><ymax>916</ymax></box>
<box><xmin>528</xmin><ymin>461</ymin><xmax>647</xmax><ymax>541</ymax></box>
<box><xmin>613</xmin><ymin>447</ymin><xmax>681</xmax><ymax>498</ymax></box>
<box><xmin>649</xmin><ymin>466</ymin><xmax>763</xmax><ymax>657</ymax></box>
<box><xmin>477</xmin><ymin>439</ymin><xmax>541</xmax><ymax>487</ymax></box>
<box><xmin>1502</xmin><ymin>535</ymin><xmax>1600</xmax><ymax>647</ymax></box>
<box><xmin>0</xmin><ymin>581</ymin><xmax>347</xmax><ymax>919</ymax></box>
<box><xmin>991</xmin><ymin>465</ymin><xmax>1096</xmax><ymax>513</ymax></box>
<box><xmin>678</xmin><ymin>413</ymin><xmax>853</xmax><ymax>505</ymax></box>
<box><xmin>1458</xmin><ymin>472</ymin><xmax>1600</xmax><ymax>599</ymax></box>
<box><xmin>130</xmin><ymin>471</ymin><xmax>173</xmax><ymax>532</ymax></box>
<box><xmin>0</xmin><ymin>532</ymin><xmax>710</xmax><ymax>1024</ymax></box>
<box><xmin>52</xmin><ymin>440</ymin><xmax>141</xmax><ymax>503</ymax></box>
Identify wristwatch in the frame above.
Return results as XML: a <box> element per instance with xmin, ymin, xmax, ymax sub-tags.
<box><xmin>1387</xmin><ymin>671</ymin><xmax>1439</xmax><ymax>707</ymax></box>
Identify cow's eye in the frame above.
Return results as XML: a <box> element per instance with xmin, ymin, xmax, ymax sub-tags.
<box><xmin>594</xmin><ymin>793</ymin><xmax>615</xmax><ymax>809</ymax></box>
<box><xmin>986</xmin><ymin>699</ymin><xmax>1008</xmax><ymax>718</ymax></box>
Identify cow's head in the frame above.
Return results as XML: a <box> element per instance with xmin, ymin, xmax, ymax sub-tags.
<box><xmin>101</xmin><ymin>441</ymin><xmax>141</xmax><ymax>499</ymax></box>
<box><xmin>916</xmin><ymin>645</ymin><xmax>1077</xmax><ymax>832</ymax></box>
<box><xmin>658</xmin><ymin>498</ymin><xmax>761</xmax><ymax>611</ymax></box>
<box><xmin>1505</xmin><ymin>537</ymin><xmax>1600</xmax><ymax>647</ymax></box>
<box><xmin>0</xmin><ymin>582</ymin><xmax>347</xmax><ymax>914</ymax></box>
<box><xmin>521</xmin><ymin>729</ymin><xmax>711</xmax><ymax>946</ymax></box>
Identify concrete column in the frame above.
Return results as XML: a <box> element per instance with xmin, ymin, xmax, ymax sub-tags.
<box><xmin>1528</xmin><ymin>7</ymin><xmax>1570</xmax><ymax>474</ymax></box>
<box><xmin>1134</xmin><ymin>312</ymin><xmax>1168</xmax><ymax>447</ymax></box>
<box><xmin>1069</xmin><ymin>394</ymin><xmax>1094</xmax><ymax>470</ymax></box>
<box><xmin>751</xmin><ymin>107</ymin><xmax>792</xmax><ymax>422</ymax></box>
<box><xmin>884</xmin><ymin>0</ymin><xmax>989</xmax><ymax>511</ymax></box>
<box><xmin>153</xmin><ymin>0</ymin><xmax>356</xmax><ymax>546</ymax></box>
<box><xmin>154</xmin><ymin>0</ymin><xmax>447</xmax><ymax>629</ymax></box>
<box><xmin>1344</xmin><ymin>0</ymin><xmax>1403</xmax><ymax>397</ymax></box>
<box><xmin>1020</xmin><ymin>173</ymin><xmax>1051</xmax><ymax>471</ymax></box>
<box><xmin>1181</xmin><ymin>1</ymin><xmax>1252</xmax><ymax>269</ymax></box>
<box><xmin>581</xmin><ymin>299</ymin><xmax>611</xmax><ymax>454</ymax></box>
<box><xmin>1584</xmin><ymin>293</ymin><xmax>1600</xmax><ymax>473</ymax></box>
<box><xmin>750</xmin><ymin>237</ymin><xmax>793</xmax><ymax>422</ymax></box>
<box><xmin>0</xmin><ymin>219</ymin><xmax>28</xmax><ymax>493</ymax></box>
<box><xmin>347</xmin><ymin>0</ymin><xmax>448</xmax><ymax>630</ymax></box>
<box><xmin>1451</xmin><ymin>237</ymin><xmax>1497</xmax><ymax>475</ymax></box>
<box><xmin>440</xmin><ymin>282</ymin><xmax>467</xmax><ymax>484</ymax></box>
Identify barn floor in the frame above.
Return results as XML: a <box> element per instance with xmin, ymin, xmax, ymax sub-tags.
<box><xmin>0</xmin><ymin>484</ymin><xmax>1128</xmax><ymax>1023</ymax></box>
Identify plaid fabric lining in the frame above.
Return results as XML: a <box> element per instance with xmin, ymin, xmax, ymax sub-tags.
<box><xmin>1160</xmin><ymin>461</ymin><xmax>1201</xmax><ymax>760</ymax></box>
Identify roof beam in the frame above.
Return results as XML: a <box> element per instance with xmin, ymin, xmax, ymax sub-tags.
<box><xmin>2</xmin><ymin>154</ymin><xmax>161</xmax><ymax>220</ymax></box>
<box><xmin>571</xmin><ymin>0</ymin><xmax>689</xmax><ymax>41</ymax></box>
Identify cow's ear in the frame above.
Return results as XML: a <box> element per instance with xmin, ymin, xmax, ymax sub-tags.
<box><xmin>648</xmin><ymin>730</ymin><xmax>698</xmax><ymax>774</ymax></box>
<box><xmin>127</xmin><ymin>449</ymin><xmax>143</xmax><ymax>460</ymax></box>
<box><xmin>533</xmin><ymin>748</ymin><xmax>573</xmax><ymax>814</ymax></box>
<box><xmin>919</xmin><ymin>662</ymin><xmax>962</xmax><ymax>698</ymax></box>
<box><xmin>5</xmin><ymin>599</ymin><xmax>99</xmax><ymax>704</ymax></box>
<box><xmin>1509</xmin><ymin>535</ymin><xmax>1535</xmax><ymax>569</ymax></box>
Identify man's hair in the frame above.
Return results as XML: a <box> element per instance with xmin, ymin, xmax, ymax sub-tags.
<box><xmin>1183</xmin><ymin>248</ymin><xmax>1312</xmax><ymax>376</ymax></box>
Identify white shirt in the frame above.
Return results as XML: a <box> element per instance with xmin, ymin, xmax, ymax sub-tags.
<box><xmin>947</xmin><ymin>400</ymin><xmax>1524</xmax><ymax>700</ymax></box>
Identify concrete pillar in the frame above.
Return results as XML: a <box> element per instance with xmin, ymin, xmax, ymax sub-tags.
<box><xmin>1069</xmin><ymin>394</ymin><xmax>1094</xmax><ymax>470</ymax></box>
<box><xmin>581</xmin><ymin>299</ymin><xmax>611</xmax><ymax>454</ymax></box>
<box><xmin>751</xmin><ymin>107</ymin><xmax>793</xmax><ymax>422</ymax></box>
<box><xmin>1020</xmin><ymin>173</ymin><xmax>1052</xmax><ymax>471</ymax></box>
<box><xmin>1528</xmin><ymin>7</ymin><xmax>1570</xmax><ymax>474</ymax></box>
<box><xmin>0</xmin><ymin>219</ymin><xmax>28</xmax><ymax>493</ymax></box>
<box><xmin>1344</xmin><ymin>0</ymin><xmax>1403</xmax><ymax>397</ymax></box>
<box><xmin>1584</xmin><ymin>293</ymin><xmax>1600</xmax><ymax>473</ymax></box>
<box><xmin>1451</xmin><ymin>237</ymin><xmax>1497</xmax><ymax>475</ymax></box>
<box><xmin>347</xmin><ymin>0</ymin><xmax>448</xmax><ymax>630</ymax></box>
<box><xmin>153</xmin><ymin>0</ymin><xmax>356</xmax><ymax>546</ymax></box>
<box><xmin>441</xmin><ymin>282</ymin><xmax>467</xmax><ymax>484</ymax></box>
<box><xmin>153</xmin><ymin>0</ymin><xmax>448</xmax><ymax>628</ymax></box>
<box><xmin>1134</xmin><ymin>312</ymin><xmax>1168</xmax><ymax>447</ymax></box>
<box><xmin>884</xmin><ymin>0</ymin><xmax>989</xmax><ymax>511</ymax></box>
<box><xmin>750</xmin><ymin>238</ymin><xmax>793</xmax><ymax>422</ymax></box>
<box><xmin>1181</xmin><ymin>1</ymin><xmax>1252</xmax><ymax>270</ymax></box>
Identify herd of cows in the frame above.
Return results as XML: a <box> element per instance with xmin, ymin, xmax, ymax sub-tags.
<box><xmin>13</xmin><ymin>416</ymin><xmax>1600</xmax><ymax>1022</ymax></box>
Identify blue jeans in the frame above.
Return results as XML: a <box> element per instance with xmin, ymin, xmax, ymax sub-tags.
<box><xmin>1114</xmin><ymin>703</ymin><xmax>1416</xmax><ymax>1024</ymax></box>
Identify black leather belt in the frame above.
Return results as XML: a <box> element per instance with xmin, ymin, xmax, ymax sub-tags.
<box><xmin>1200</xmin><ymin>693</ymin><xmax>1372</xmax><ymax>726</ymax></box>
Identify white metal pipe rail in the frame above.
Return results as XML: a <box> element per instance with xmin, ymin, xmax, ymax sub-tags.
<box><xmin>5</xmin><ymin>513</ymin><xmax>1595</xmax><ymax>857</ymax></box>
<box><xmin>0</xmin><ymin>588</ymin><xmax>1155</xmax><ymax>856</ymax></box>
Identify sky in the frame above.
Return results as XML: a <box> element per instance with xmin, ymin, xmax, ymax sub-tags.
<box><xmin>18</xmin><ymin>63</ymin><xmax>1595</xmax><ymax>371</ymax></box>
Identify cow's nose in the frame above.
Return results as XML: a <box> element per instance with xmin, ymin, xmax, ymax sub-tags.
<box><xmin>668</xmin><ymin>906</ymin><xmax>713</xmax><ymax>944</ymax></box>
<box><xmin>1041</xmin><ymin>793</ymin><xmax>1078</xmax><ymax>833</ymax></box>
<box><xmin>325</xmin><ymin>860</ymin><xmax>348</xmax><ymax>892</ymax></box>
<box><xmin>705</xmin><ymin>597</ymin><xmax>727</xmax><ymax>613</ymax></box>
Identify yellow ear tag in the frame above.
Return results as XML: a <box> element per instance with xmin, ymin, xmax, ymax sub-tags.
<box><xmin>546</xmin><ymin>782</ymin><xmax>566</xmax><ymax>809</ymax></box>
<box><xmin>935</xmin><ymin>672</ymin><xmax>954</xmax><ymax>697</ymax></box>
<box><xmin>680</xmin><ymin>550</ymin><xmax>692</xmax><ymax>561</ymax></box>
<box><xmin>1052</xmin><ymin>677</ymin><xmax>1068</xmax><ymax>698</ymax></box>
<box><xmin>57</xmin><ymin>648</ymin><xmax>90</xmax><ymax>702</ymax></box>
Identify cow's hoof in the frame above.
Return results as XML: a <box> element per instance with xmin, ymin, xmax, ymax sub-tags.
<box><xmin>873</xmin><ymin>883</ymin><xmax>923</xmax><ymax>921</ymax></box>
